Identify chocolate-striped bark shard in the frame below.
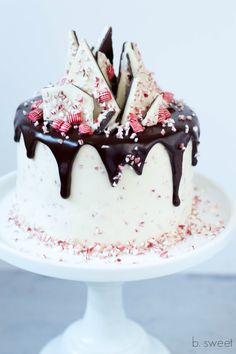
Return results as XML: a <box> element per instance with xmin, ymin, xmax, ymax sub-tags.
<box><xmin>67</xmin><ymin>39</ymin><xmax>120</xmax><ymax>128</ymax></box>
<box><xmin>142</xmin><ymin>94</ymin><xmax>167</xmax><ymax>126</ymax></box>
<box><xmin>65</xmin><ymin>31</ymin><xmax>79</xmax><ymax>76</ymax></box>
<box><xmin>97</xmin><ymin>26</ymin><xmax>114</xmax><ymax>64</ymax></box>
<box><xmin>41</xmin><ymin>84</ymin><xmax>94</xmax><ymax>126</ymax></box>
<box><xmin>116</xmin><ymin>42</ymin><xmax>133</xmax><ymax>111</ymax></box>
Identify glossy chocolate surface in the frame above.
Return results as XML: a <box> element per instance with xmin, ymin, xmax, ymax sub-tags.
<box><xmin>14</xmin><ymin>98</ymin><xmax>200</xmax><ymax>206</ymax></box>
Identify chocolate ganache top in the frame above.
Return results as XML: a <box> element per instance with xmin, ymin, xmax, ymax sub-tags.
<box><xmin>14</xmin><ymin>97</ymin><xmax>200</xmax><ymax>206</ymax></box>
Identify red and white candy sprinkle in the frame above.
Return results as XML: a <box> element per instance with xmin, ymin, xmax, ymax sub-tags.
<box><xmin>129</xmin><ymin>113</ymin><xmax>145</xmax><ymax>133</ymax></box>
<box><xmin>158</xmin><ymin>106</ymin><xmax>171</xmax><ymax>123</ymax></box>
<box><xmin>51</xmin><ymin>119</ymin><xmax>64</xmax><ymax>131</ymax></box>
<box><xmin>79</xmin><ymin>124</ymin><xmax>93</xmax><ymax>135</ymax></box>
<box><xmin>161</xmin><ymin>91</ymin><xmax>174</xmax><ymax>104</ymax></box>
<box><xmin>59</xmin><ymin>122</ymin><xmax>72</xmax><ymax>133</ymax></box>
<box><xmin>27</xmin><ymin>108</ymin><xmax>43</xmax><ymax>122</ymax></box>
<box><xmin>98</xmin><ymin>90</ymin><xmax>112</xmax><ymax>103</ymax></box>
<box><xmin>106</xmin><ymin>65</ymin><xmax>115</xmax><ymax>81</ymax></box>
<box><xmin>68</xmin><ymin>111</ymin><xmax>83</xmax><ymax>124</ymax></box>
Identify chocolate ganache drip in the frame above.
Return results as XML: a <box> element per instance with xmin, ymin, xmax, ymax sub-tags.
<box><xmin>14</xmin><ymin>98</ymin><xmax>200</xmax><ymax>206</ymax></box>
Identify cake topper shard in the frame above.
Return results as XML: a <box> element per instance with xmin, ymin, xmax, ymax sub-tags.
<box><xmin>40</xmin><ymin>27</ymin><xmax>175</xmax><ymax>135</ymax></box>
<box><xmin>142</xmin><ymin>94</ymin><xmax>167</xmax><ymax>126</ymax></box>
<box><xmin>67</xmin><ymin>39</ymin><xmax>120</xmax><ymax>128</ymax></box>
<box><xmin>42</xmin><ymin>84</ymin><xmax>94</xmax><ymax>127</ymax></box>
<box><xmin>97</xmin><ymin>26</ymin><xmax>114</xmax><ymax>64</ymax></box>
<box><xmin>117</xmin><ymin>42</ymin><xmax>160</xmax><ymax>124</ymax></box>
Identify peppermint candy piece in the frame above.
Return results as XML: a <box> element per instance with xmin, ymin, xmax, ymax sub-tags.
<box><xmin>27</xmin><ymin>108</ymin><xmax>43</xmax><ymax>122</ymax></box>
<box><xmin>106</xmin><ymin>65</ymin><xmax>115</xmax><ymax>81</ymax></box>
<box><xmin>158</xmin><ymin>106</ymin><xmax>171</xmax><ymax>123</ymax></box>
<box><xmin>98</xmin><ymin>89</ymin><xmax>112</xmax><ymax>103</ymax></box>
<box><xmin>129</xmin><ymin>113</ymin><xmax>144</xmax><ymax>133</ymax></box>
<box><xmin>97</xmin><ymin>51</ymin><xmax>115</xmax><ymax>87</ymax></box>
<box><xmin>161</xmin><ymin>91</ymin><xmax>174</xmax><ymax>104</ymax></box>
<box><xmin>51</xmin><ymin>119</ymin><xmax>64</xmax><ymax>131</ymax></box>
<box><xmin>68</xmin><ymin>111</ymin><xmax>83</xmax><ymax>124</ymax></box>
<box><xmin>31</xmin><ymin>99</ymin><xmax>43</xmax><ymax>110</ymax></box>
<box><xmin>59</xmin><ymin>122</ymin><xmax>72</xmax><ymax>133</ymax></box>
<box><xmin>79</xmin><ymin>124</ymin><xmax>93</xmax><ymax>135</ymax></box>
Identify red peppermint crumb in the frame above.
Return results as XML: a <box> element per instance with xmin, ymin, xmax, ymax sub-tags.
<box><xmin>129</xmin><ymin>113</ymin><xmax>145</xmax><ymax>133</ymax></box>
<box><xmin>147</xmin><ymin>241</ymin><xmax>154</xmax><ymax>248</ymax></box>
<box><xmin>27</xmin><ymin>108</ymin><xmax>43</xmax><ymax>122</ymax></box>
<box><xmin>98</xmin><ymin>89</ymin><xmax>112</xmax><ymax>103</ymax></box>
<box><xmin>58</xmin><ymin>240</ymin><xmax>67</xmax><ymax>249</ymax></box>
<box><xmin>79</xmin><ymin>124</ymin><xmax>93</xmax><ymax>135</ymax></box>
<box><xmin>106</xmin><ymin>64</ymin><xmax>115</xmax><ymax>81</ymax></box>
<box><xmin>68</xmin><ymin>111</ymin><xmax>83</xmax><ymax>124</ymax></box>
<box><xmin>158</xmin><ymin>106</ymin><xmax>171</xmax><ymax>123</ymax></box>
<box><xmin>59</xmin><ymin>121</ymin><xmax>72</xmax><ymax>133</ymax></box>
<box><xmin>117</xmin><ymin>245</ymin><xmax>126</xmax><ymax>252</ymax></box>
<box><xmin>161</xmin><ymin>91</ymin><xmax>174</xmax><ymax>104</ymax></box>
<box><xmin>178</xmin><ymin>224</ymin><xmax>185</xmax><ymax>229</ymax></box>
<box><xmin>51</xmin><ymin>119</ymin><xmax>64</xmax><ymax>131</ymax></box>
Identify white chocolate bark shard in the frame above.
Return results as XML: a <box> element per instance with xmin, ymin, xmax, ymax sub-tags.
<box><xmin>121</xmin><ymin>76</ymin><xmax>158</xmax><ymax>125</ymax></box>
<box><xmin>67</xmin><ymin>39</ymin><xmax>120</xmax><ymax>127</ymax></box>
<box><xmin>97</xmin><ymin>51</ymin><xmax>112</xmax><ymax>87</ymax></box>
<box><xmin>129</xmin><ymin>43</ymin><xmax>160</xmax><ymax>97</ymax></box>
<box><xmin>42</xmin><ymin>84</ymin><xmax>94</xmax><ymax>125</ymax></box>
<box><xmin>118</xmin><ymin>42</ymin><xmax>160</xmax><ymax>123</ymax></box>
<box><xmin>65</xmin><ymin>31</ymin><xmax>79</xmax><ymax>76</ymax></box>
<box><xmin>142</xmin><ymin>94</ymin><xmax>166</xmax><ymax>126</ymax></box>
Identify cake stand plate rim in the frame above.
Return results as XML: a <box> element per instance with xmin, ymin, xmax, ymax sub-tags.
<box><xmin>0</xmin><ymin>171</ymin><xmax>235</xmax><ymax>282</ymax></box>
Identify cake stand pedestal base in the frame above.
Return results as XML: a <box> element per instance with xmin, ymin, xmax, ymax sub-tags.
<box><xmin>40</xmin><ymin>282</ymin><xmax>170</xmax><ymax>354</ymax></box>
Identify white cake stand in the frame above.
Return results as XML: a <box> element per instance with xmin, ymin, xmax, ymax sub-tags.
<box><xmin>0</xmin><ymin>172</ymin><xmax>235</xmax><ymax>354</ymax></box>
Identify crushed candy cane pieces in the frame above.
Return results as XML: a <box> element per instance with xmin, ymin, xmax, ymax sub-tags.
<box><xmin>79</xmin><ymin>124</ymin><xmax>93</xmax><ymax>135</ymax></box>
<box><xmin>98</xmin><ymin>90</ymin><xmax>112</xmax><ymax>103</ymax></box>
<box><xmin>27</xmin><ymin>108</ymin><xmax>43</xmax><ymax>122</ymax></box>
<box><xmin>158</xmin><ymin>106</ymin><xmax>171</xmax><ymax>123</ymax></box>
<box><xmin>59</xmin><ymin>122</ymin><xmax>72</xmax><ymax>133</ymax></box>
<box><xmin>129</xmin><ymin>113</ymin><xmax>145</xmax><ymax>133</ymax></box>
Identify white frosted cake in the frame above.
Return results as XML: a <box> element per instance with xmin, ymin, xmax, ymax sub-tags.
<box><xmin>13</xmin><ymin>27</ymin><xmax>200</xmax><ymax>249</ymax></box>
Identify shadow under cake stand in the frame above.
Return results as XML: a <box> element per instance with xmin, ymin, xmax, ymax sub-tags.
<box><xmin>0</xmin><ymin>172</ymin><xmax>235</xmax><ymax>354</ymax></box>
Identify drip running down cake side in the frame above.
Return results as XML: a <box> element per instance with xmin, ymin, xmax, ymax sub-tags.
<box><xmin>13</xmin><ymin>27</ymin><xmax>200</xmax><ymax>247</ymax></box>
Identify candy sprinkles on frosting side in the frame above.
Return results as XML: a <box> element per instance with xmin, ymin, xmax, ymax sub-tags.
<box><xmin>14</xmin><ymin>27</ymin><xmax>200</xmax><ymax>207</ymax></box>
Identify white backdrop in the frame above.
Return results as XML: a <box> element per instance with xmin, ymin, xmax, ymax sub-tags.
<box><xmin>0</xmin><ymin>0</ymin><xmax>236</xmax><ymax>273</ymax></box>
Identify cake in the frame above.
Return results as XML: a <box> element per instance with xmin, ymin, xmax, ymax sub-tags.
<box><xmin>13</xmin><ymin>27</ymin><xmax>200</xmax><ymax>250</ymax></box>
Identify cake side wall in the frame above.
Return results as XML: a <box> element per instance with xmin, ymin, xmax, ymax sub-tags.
<box><xmin>14</xmin><ymin>139</ymin><xmax>193</xmax><ymax>245</ymax></box>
